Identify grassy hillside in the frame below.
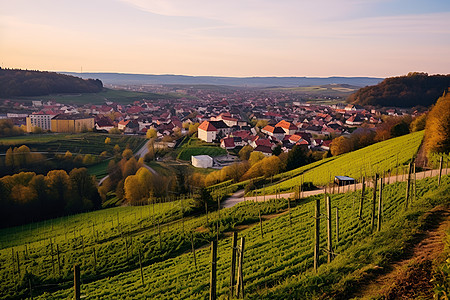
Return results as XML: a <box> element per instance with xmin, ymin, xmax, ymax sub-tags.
<box><xmin>22</xmin><ymin>174</ymin><xmax>449</xmax><ymax>299</ymax></box>
<box><xmin>176</xmin><ymin>137</ymin><xmax>227</xmax><ymax>161</ymax></box>
<box><xmin>18</xmin><ymin>88</ymin><xmax>175</xmax><ymax>104</ymax></box>
<box><xmin>260</xmin><ymin>131</ymin><xmax>424</xmax><ymax>195</ymax></box>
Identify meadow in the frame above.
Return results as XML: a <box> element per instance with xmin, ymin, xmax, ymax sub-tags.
<box><xmin>176</xmin><ymin>137</ymin><xmax>227</xmax><ymax>161</ymax></box>
<box><xmin>0</xmin><ymin>132</ymin><xmax>145</xmax><ymax>156</ymax></box>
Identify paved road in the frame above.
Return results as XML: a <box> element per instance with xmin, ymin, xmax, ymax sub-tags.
<box><xmin>222</xmin><ymin>168</ymin><xmax>449</xmax><ymax>208</ymax></box>
<box><xmin>135</xmin><ymin>139</ymin><xmax>152</xmax><ymax>158</ymax></box>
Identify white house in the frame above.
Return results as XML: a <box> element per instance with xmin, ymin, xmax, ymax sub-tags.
<box><xmin>191</xmin><ymin>155</ymin><xmax>213</xmax><ymax>168</ymax></box>
<box><xmin>198</xmin><ymin>121</ymin><xmax>217</xmax><ymax>143</ymax></box>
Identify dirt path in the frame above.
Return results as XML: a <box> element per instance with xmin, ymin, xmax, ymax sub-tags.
<box><xmin>222</xmin><ymin>168</ymin><xmax>450</xmax><ymax>209</ymax></box>
<box><xmin>351</xmin><ymin>205</ymin><xmax>450</xmax><ymax>300</ymax></box>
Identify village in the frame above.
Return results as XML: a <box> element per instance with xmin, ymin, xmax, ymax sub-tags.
<box><xmin>0</xmin><ymin>85</ymin><xmax>421</xmax><ymax>168</ymax></box>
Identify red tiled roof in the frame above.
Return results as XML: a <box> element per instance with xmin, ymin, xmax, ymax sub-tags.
<box><xmin>198</xmin><ymin>121</ymin><xmax>217</xmax><ymax>132</ymax></box>
<box><xmin>276</xmin><ymin>120</ymin><xmax>298</xmax><ymax>130</ymax></box>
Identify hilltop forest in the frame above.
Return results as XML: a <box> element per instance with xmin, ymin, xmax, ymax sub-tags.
<box><xmin>347</xmin><ymin>72</ymin><xmax>450</xmax><ymax>108</ymax></box>
<box><xmin>0</xmin><ymin>68</ymin><xmax>103</xmax><ymax>97</ymax></box>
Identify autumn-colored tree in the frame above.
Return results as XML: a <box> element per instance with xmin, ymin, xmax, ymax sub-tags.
<box><xmin>424</xmin><ymin>92</ymin><xmax>450</xmax><ymax>155</ymax></box>
<box><xmin>146</xmin><ymin>128</ymin><xmax>157</xmax><ymax>139</ymax></box>
<box><xmin>188</xmin><ymin>123</ymin><xmax>200</xmax><ymax>135</ymax></box>
<box><xmin>249</xmin><ymin>151</ymin><xmax>265</xmax><ymax>166</ymax></box>
<box><xmin>5</xmin><ymin>147</ymin><xmax>14</xmax><ymax>168</ymax></box>
<box><xmin>45</xmin><ymin>170</ymin><xmax>71</xmax><ymax>215</ymax></box>
<box><xmin>109</xmin><ymin>127</ymin><xmax>121</xmax><ymax>134</ymax></box>
<box><xmin>64</xmin><ymin>150</ymin><xmax>73</xmax><ymax>160</ymax></box>
<box><xmin>255</xmin><ymin>119</ymin><xmax>268</xmax><ymax>128</ymax></box>
<box><xmin>262</xmin><ymin>156</ymin><xmax>282</xmax><ymax>178</ymax></box>
<box><xmin>122</xmin><ymin>148</ymin><xmax>133</xmax><ymax>160</ymax></box>
<box><xmin>105</xmin><ymin>137</ymin><xmax>111</xmax><ymax>144</ymax></box>
<box><xmin>238</xmin><ymin>145</ymin><xmax>253</xmax><ymax>161</ymax></box>
<box><xmin>410</xmin><ymin>113</ymin><xmax>427</xmax><ymax>132</ymax></box>
<box><xmin>330</xmin><ymin>136</ymin><xmax>354</xmax><ymax>156</ymax></box>
<box><xmin>122</xmin><ymin>157</ymin><xmax>139</xmax><ymax>178</ymax></box>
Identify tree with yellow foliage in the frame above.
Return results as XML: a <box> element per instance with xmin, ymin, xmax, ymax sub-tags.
<box><xmin>424</xmin><ymin>91</ymin><xmax>450</xmax><ymax>155</ymax></box>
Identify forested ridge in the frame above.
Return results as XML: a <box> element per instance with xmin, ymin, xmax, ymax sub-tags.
<box><xmin>0</xmin><ymin>68</ymin><xmax>103</xmax><ymax>97</ymax></box>
<box><xmin>347</xmin><ymin>72</ymin><xmax>450</xmax><ymax>108</ymax></box>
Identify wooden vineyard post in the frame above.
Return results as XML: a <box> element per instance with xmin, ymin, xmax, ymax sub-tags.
<box><xmin>158</xmin><ymin>222</ymin><xmax>162</xmax><ymax>250</ymax></box>
<box><xmin>335</xmin><ymin>207</ymin><xmax>339</xmax><ymax>244</ymax></box>
<box><xmin>358</xmin><ymin>177</ymin><xmax>365</xmax><ymax>219</ymax></box>
<box><xmin>16</xmin><ymin>252</ymin><xmax>20</xmax><ymax>277</ymax></box>
<box><xmin>51</xmin><ymin>242</ymin><xmax>55</xmax><ymax>277</ymax></box>
<box><xmin>288</xmin><ymin>197</ymin><xmax>292</xmax><ymax>227</ymax></box>
<box><xmin>258</xmin><ymin>209</ymin><xmax>264</xmax><ymax>238</ymax></box>
<box><xmin>371</xmin><ymin>174</ymin><xmax>378</xmax><ymax>232</ymax></box>
<box><xmin>205</xmin><ymin>202</ymin><xmax>209</xmax><ymax>225</ymax></box>
<box><xmin>209</xmin><ymin>241</ymin><xmax>217</xmax><ymax>300</ymax></box>
<box><xmin>230</xmin><ymin>232</ymin><xmax>238</xmax><ymax>296</ymax></box>
<box><xmin>57</xmin><ymin>244</ymin><xmax>61</xmax><ymax>277</ymax></box>
<box><xmin>74</xmin><ymin>264</ymin><xmax>80</xmax><ymax>300</ymax></box>
<box><xmin>93</xmin><ymin>247</ymin><xmax>97</xmax><ymax>273</ymax></box>
<box><xmin>28</xmin><ymin>277</ymin><xmax>33</xmax><ymax>300</ymax></box>
<box><xmin>138</xmin><ymin>248</ymin><xmax>144</xmax><ymax>286</ymax></box>
<box><xmin>326</xmin><ymin>196</ymin><xmax>333</xmax><ymax>263</ymax></box>
<box><xmin>413</xmin><ymin>163</ymin><xmax>417</xmax><ymax>202</ymax></box>
<box><xmin>377</xmin><ymin>177</ymin><xmax>383</xmax><ymax>232</ymax></box>
<box><xmin>405</xmin><ymin>163</ymin><xmax>412</xmax><ymax>208</ymax></box>
<box><xmin>190</xmin><ymin>233</ymin><xmax>197</xmax><ymax>270</ymax></box>
<box><xmin>314</xmin><ymin>198</ymin><xmax>320</xmax><ymax>273</ymax></box>
<box><xmin>235</xmin><ymin>237</ymin><xmax>245</xmax><ymax>299</ymax></box>
<box><xmin>438</xmin><ymin>156</ymin><xmax>443</xmax><ymax>185</ymax></box>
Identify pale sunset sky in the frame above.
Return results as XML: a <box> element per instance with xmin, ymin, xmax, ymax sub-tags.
<box><xmin>1</xmin><ymin>0</ymin><xmax>449</xmax><ymax>77</ymax></box>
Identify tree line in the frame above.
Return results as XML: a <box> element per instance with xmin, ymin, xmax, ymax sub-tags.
<box><xmin>347</xmin><ymin>72</ymin><xmax>450</xmax><ymax>108</ymax></box>
<box><xmin>0</xmin><ymin>68</ymin><xmax>103</xmax><ymax>97</ymax></box>
<box><xmin>0</xmin><ymin>168</ymin><xmax>101</xmax><ymax>228</ymax></box>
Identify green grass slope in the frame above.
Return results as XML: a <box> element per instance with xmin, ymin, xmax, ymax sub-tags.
<box><xmin>262</xmin><ymin>130</ymin><xmax>424</xmax><ymax>194</ymax></box>
<box><xmin>18</xmin><ymin>174</ymin><xmax>448</xmax><ymax>300</ymax></box>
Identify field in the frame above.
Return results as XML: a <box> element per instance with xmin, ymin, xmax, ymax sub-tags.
<box><xmin>176</xmin><ymin>137</ymin><xmax>227</xmax><ymax>161</ymax></box>
<box><xmin>7</xmin><ymin>174</ymin><xmax>445</xmax><ymax>299</ymax></box>
<box><xmin>0</xmin><ymin>132</ymin><xmax>145</xmax><ymax>156</ymax></box>
<box><xmin>259</xmin><ymin>131</ymin><xmax>424</xmax><ymax>195</ymax></box>
<box><xmin>17</xmin><ymin>88</ymin><xmax>175</xmax><ymax>105</ymax></box>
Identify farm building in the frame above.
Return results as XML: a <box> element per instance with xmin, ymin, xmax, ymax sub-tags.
<box><xmin>334</xmin><ymin>176</ymin><xmax>356</xmax><ymax>186</ymax></box>
<box><xmin>191</xmin><ymin>155</ymin><xmax>213</xmax><ymax>168</ymax></box>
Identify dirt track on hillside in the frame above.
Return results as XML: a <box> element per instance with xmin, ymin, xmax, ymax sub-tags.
<box><xmin>350</xmin><ymin>205</ymin><xmax>450</xmax><ymax>300</ymax></box>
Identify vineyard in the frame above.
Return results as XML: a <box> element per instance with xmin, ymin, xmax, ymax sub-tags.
<box><xmin>259</xmin><ymin>130</ymin><xmax>424</xmax><ymax>195</ymax></box>
<box><xmin>1</xmin><ymin>170</ymin><xmax>448</xmax><ymax>299</ymax></box>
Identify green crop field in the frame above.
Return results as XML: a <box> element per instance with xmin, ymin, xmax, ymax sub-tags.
<box><xmin>18</xmin><ymin>88</ymin><xmax>175</xmax><ymax>104</ymax></box>
<box><xmin>176</xmin><ymin>137</ymin><xmax>227</xmax><ymax>161</ymax></box>
<box><xmin>0</xmin><ymin>133</ymin><xmax>145</xmax><ymax>156</ymax></box>
<box><xmin>260</xmin><ymin>131</ymin><xmax>424</xmax><ymax>195</ymax></box>
<box><xmin>16</xmin><ymin>174</ymin><xmax>447</xmax><ymax>300</ymax></box>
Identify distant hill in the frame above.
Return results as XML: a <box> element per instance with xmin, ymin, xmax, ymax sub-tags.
<box><xmin>0</xmin><ymin>68</ymin><xmax>103</xmax><ymax>97</ymax></box>
<box><xmin>63</xmin><ymin>72</ymin><xmax>383</xmax><ymax>87</ymax></box>
<box><xmin>347</xmin><ymin>72</ymin><xmax>450</xmax><ymax>108</ymax></box>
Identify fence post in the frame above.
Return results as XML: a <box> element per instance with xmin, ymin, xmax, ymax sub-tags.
<box><xmin>377</xmin><ymin>177</ymin><xmax>383</xmax><ymax>232</ymax></box>
<box><xmin>314</xmin><ymin>198</ymin><xmax>320</xmax><ymax>272</ymax></box>
<box><xmin>326</xmin><ymin>196</ymin><xmax>333</xmax><ymax>263</ymax></box>
<box><xmin>74</xmin><ymin>264</ymin><xmax>80</xmax><ymax>300</ymax></box>
<box><xmin>258</xmin><ymin>209</ymin><xmax>263</xmax><ymax>238</ymax></box>
<box><xmin>230</xmin><ymin>232</ymin><xmax>238</xmax><ymax>297</ymax></box>
<box><xmin>438</xmin><ymin>156</ymin><xmax>443</xmax><ymax>185</ymax></box>
<box><xmin>138</xmin><ymin>248</ymin><xmax>144</xmax><ymax>286</ymax></box>
<box><xmin>209</xmin><ymin>241</ymin><xmax>217</xmax><ymax>300</ymax></box>
<box><xmin>405</xmin><ymin>163</ymin><xmax>412</xmax><ymax>208</ymax></box>
<box><xmin>288</xmin><ymin>197</ymin><xmax>292</xmax><ymax>227</ymax></box>
<box><xmin>190</xmin><ymin>233</ymin><xmax>197</xmax><ymax>271</ymax></box>
<box><xmin>371</xmin><ymin>174</ymin><xmax>378</xmax><ymax>232</ymax></box>
<box><xmin>235</xmin><ymin>237</ymin><xmax>245</xmax><ymax>298</ymax></box>
<box><xmin>358</xmin><ymin>177</ymin><xmax>365</xmax><ymax>219</ymax></box>
<box><xmin>57</xmin><ymin>244</ymin><xmax>61</xmax><ymax>277</ymax></box>
<box><xmin>335</xmin><ymin>207</ymin><xmax>339</xmax><ymax>244</ymax></box>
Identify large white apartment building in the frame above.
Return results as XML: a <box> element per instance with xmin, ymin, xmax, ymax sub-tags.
<box><xmin>26</xmin><ymin>113</ymin><xmax>55</xmax><ymax>132</ymax></box>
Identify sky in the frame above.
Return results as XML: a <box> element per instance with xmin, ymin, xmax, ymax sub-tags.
<box><xmin>1</xmin><ymin>0</ymin><xmax>449</xmax><ymax>77</ymax></box>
